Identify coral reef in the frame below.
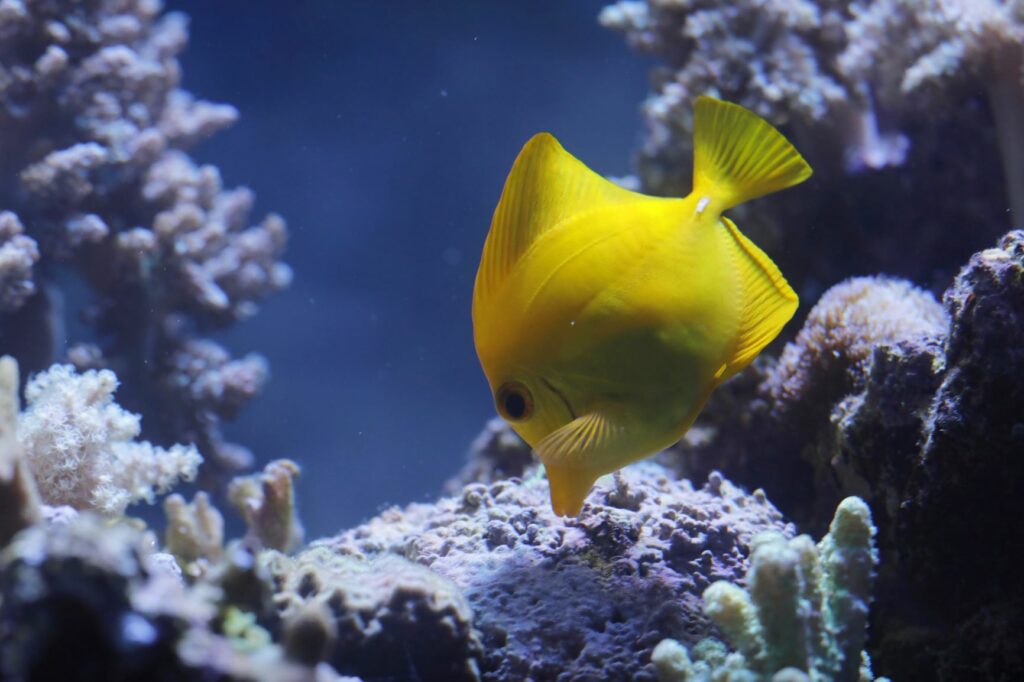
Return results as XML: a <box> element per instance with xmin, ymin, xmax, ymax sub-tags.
<box><xmin>312</xmin><ymin>463</ymin><xmax>792</xmax><ymax>682</ymax></box>
<box><xmin>0</xmin><ymin>513</ymin><xmax>352</xmax><ymax>682</ymax></box>
<box><xmin>650</xmin><ymin>497</ymin><xmax>881</xmax><ymax>682</ymax></box>
<box><xmin>600</xmin><ymin>0</ymin><xmax>1013</xmax><ymax>295</ymax></box>
<box><xmin>264</xmin><ymin>549</ymin><xmax>482</xmax><ymax>682</ymax></box>
<box><xmin>0</xmin><ymin>0</ymin><xmax>289</xmax><ymax>476</ymax></box>
<box><xmin>164</xmin><ymin>490</ymin><xmax>224</xmax><ymax>573</ymax></box>
<box><xmin>228</xmin><ymin>458</ymin><xmax>305</xmax><ymax>553</ymax></box>
<box><xmin>666</xmin><ymin>231</ymin><xmax>1024</xmax><ymax>678</ymax></box>
<box><xmin>18</xmin><ymin>362</ymin><xmax>201</xmax><ymax>515</ymax></box>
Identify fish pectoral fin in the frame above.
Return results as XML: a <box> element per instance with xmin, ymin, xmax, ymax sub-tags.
<box><xmin>721</xmin><ymin>216</ymin><xmax>799</xmax><ymax>376</ymax></box>
<box><xmin>473</xmin><ymin>133</ymin><xmax>642</xmax><ymax>309</ymax></box>
<box><xmin>692</xmin><ymin>96</ymin><xmax>812</xmax><ymax>211</ymax></box>
<box><xmin>536</xmin><ymin>411</ymin><xmax>627</xmax><ymax>516</ymax></box>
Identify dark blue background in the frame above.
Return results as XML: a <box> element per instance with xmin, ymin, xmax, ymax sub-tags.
<box><xmin>166</xmin><ymin>1</ymin><xmax>650</xmax><ymax>537</ymax></box>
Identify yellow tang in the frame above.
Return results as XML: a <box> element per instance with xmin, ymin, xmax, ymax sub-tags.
<box><xmin>472</xmin><ymin>96</ymin><xmax>811</xmax><ymax>516</ymax></box>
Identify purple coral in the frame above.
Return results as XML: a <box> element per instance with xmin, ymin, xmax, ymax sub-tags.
<box><xmin>0</xmin><ymin>0</ymin><xmax>290</xmax><ymax>476</ymax></box>
<box><xmin>315</xmin><ymin>463</ymin><xmax>792</xmax><ymax>681</ymax></box>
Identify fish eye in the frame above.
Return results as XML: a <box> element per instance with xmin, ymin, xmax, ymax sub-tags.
<box><xmin>496</xmin><ymin>381</ymin><xmax>533</xmax><ymax>422</ymax></box>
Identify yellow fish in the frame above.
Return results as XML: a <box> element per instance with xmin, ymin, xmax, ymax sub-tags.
<box><xmin>472</xmin><ymin>97</ymin><xmax>810</xmax><ymax>516</ymax></box>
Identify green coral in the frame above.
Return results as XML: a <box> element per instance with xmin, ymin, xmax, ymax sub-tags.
<box><xmin>653</xmin><ymin>497</ymin><xmax>886</xmax><ymax>682</ymax></box>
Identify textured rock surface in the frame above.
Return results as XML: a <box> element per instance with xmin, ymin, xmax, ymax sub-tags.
<box><xmin>264</xmin><ymin>550</ymin><xmax>482</xmax><ymax>682</ymax></box>
<box><xmin>315</xmin><ymin>463</ymin><xmax>792</xmax><ymax>682</ymax></box>
<box><xmin>664</xmin><ymin>232</ymin><xmax>1024</xmax><ymax>679</ymax></box>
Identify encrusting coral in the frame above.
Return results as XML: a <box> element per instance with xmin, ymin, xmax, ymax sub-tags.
<box><xmin>263</xmin><ymin>549</ymin><xmax>483</xmax><ymax>682</ymax></box>
<box><xmin>650</xmin><ymin>497</ymin><xmax>882</xmax><ymax>682</ymax></box>
<box><xmin>313</xmin><ymin>462</ymin><xmax>793</xmax><ymax>682</ymax></box>
<box><xmin>0</xmin><ymin>0</ymin><xmax>289</xmax><ymax>476</ymax></box>
<box><xmin>18</xmin><ymin>362</ymin><xmax>201</xmax><ymax>515</ymax></box>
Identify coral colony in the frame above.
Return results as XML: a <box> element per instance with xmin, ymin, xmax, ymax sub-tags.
<box><xmin>0</xmin><ymin>1</ymin><xmax>1022</xmax><ymax>681</ymax></box>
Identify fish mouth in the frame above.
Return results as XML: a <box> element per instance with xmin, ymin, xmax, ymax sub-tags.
<box><xmin>540</xmin><ymin>376</ymin><xmax>577</xmax><ymax>420</ymax></box>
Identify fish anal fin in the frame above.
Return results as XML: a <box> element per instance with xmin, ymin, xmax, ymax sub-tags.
<box><xmin>545</xmin><ymin>463</ymin><xmax>601</xmax><ymax>517</ymax></box>
<box><xmin>692</xmin><ymin>96</ymin><xmax>812</xmax><ymax>211</ymax></box>
<box><xmin>474</xmin><ymin>133</ymin><xmax>640</xmax><ymax>310</ymax></box>
<box><xmin>536</xmin><ymin>410</ymin><xmax>626</xmax><ymax>516</ymax></box>
<box><xmin>721</xmin><ymin>217</ymin><xmax>799</xmax><ymax>377</ymax></box>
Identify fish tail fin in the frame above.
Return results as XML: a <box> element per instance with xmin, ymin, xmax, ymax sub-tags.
<box><xmin>720</xmin><ymin>216</ymin><xmax>799</xmax><ymax>378</ymax></box>
<box><xmin>691</xmin><ymin>96</ymin><xmax>812</xmax><ymax>211</ymax></box>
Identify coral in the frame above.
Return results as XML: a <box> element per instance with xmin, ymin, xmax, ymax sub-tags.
<box><xmin>0</xmin><ymin>513</ymin><xmax>348</xmax><ymax>682</ymax></box>
<box><xmin>600</xmin><ymin>0</ymin><xmax>1013</xmax><ymax>293</ymax></box>
<box><xmin>0</xmin><ymin>355</ymin><xmax>40</xmax><ymax>547</ymax></box>
<box><xmin>0</xmin><ymin>514</ymin><xmax>208</xmax><ymax>681</ymax></box>
<box><xmin>838</xmin><ymin>0</ymin><xmax>1024</xmax><ymax>218</ymax></box>
<box><xmin>18</xmin><ymin>362</ymin><xmax>201</xmax><ymax>514</ymax></box>
<box><xmin>228</xmin><ymin>458</ymin><xmax>304</xmax><ymax>553</ymax></box>
<box><xmin>0</xmin><ymin>211</ymin><xmax>39</xmax><ymax>313</ymax></box>
<box><xmin>164</xmin><ymin>490</ymin><xmax>224</xmax><ymax>574</ymax></box>
<box><xmin>0</xmin><ymin>0</ymin><xmax>289</xmax><ymax>476</ymax></box>
<box><xmin>314</xmin><ymin>463</ymin><xmax>792</xmax><ymax>681</ymax></box>
<box><xmin>598</xmin><ymin>0</ymin><xmax>884</xmax><ymax>196</ymax></box>
<box><xmin>264</xmin><ymin>549</ymin><xmax>482</xmax><ymax>682</ymax></box>
<box><xmin>651</xmin><ymin>498</ymin><xmax>882</xmax><ymax>682</ymax></box>
<box><xmin>763</xmin><ymin>276</ymin><xmax>947</xmax><ymax>416</ymax></box>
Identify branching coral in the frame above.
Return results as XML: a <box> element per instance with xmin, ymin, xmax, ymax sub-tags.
<box><xmin>18</xmin><ymin>362</ymin><xmax>201</xmax><ymax>514</ymax></box>
<box><xmin>0</xmin><ymin>0</ymin><xmax>289</xmax><ymax>476</ymax></box>
<box><xmin>651</xmin><ymin>497</ymin><xmax>883</xmax><ymax>682</ymax></box>
<box><xmin>228</xmin><ymin>458</ymin><xmax>304</xmax><ymax>553</ymax></box>
<box><xmin>0</xmin><ymin>211</ymin><xmax>39</xmax><ymax>313</ymax></box>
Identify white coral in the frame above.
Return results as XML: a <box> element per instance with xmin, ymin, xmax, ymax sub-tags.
<box><xmin>18</xmin><ymin>364</ymin><xmax>201</xmax><ymax>515</ymax></box>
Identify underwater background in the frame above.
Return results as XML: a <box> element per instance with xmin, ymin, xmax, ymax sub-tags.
<box><xmin>170</xmin><ymin>0</ymin><xmax>651</xmax><ymax>537</ymax></box>
<box><xmin>1</xmin><ymin>1</ymin><xmax>1022</xmax><ymax>681</ymax></box>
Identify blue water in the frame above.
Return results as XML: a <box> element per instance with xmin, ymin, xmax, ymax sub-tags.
<box><xmin>166</xmin><ymin>1</ymin><xmax>650</xmax><ymax>537</ymax></box>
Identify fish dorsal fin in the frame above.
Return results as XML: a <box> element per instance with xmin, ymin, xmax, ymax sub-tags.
<box><xmin>474</xmin><ymin>133</ymin><xmax>641</xmax><ymax>308</ymax></box>
<box><xmin>692</xmin><ymin>97</ymin><xmax>812</xmax><ymax>211</ymax></box>
<box><xmin>536</xmin><ymin>410</ymin><xmax>622</xmax><ymax>516</ymax></box>
<box><xmin>720</xmin><ymin>217</ymin><xmax>799</xmax><ymax>378</ymax></box>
